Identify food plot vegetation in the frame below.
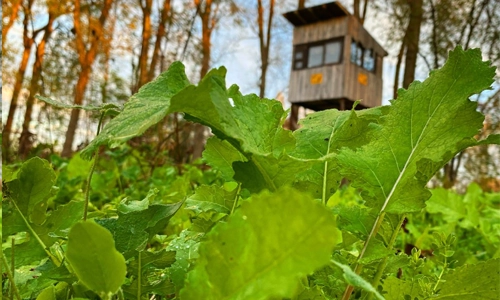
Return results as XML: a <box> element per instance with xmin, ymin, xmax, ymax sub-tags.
<box><xmin>2</xmin><ymin>47</ymin><xmax>500</xmax><ymax>299</ymax></box>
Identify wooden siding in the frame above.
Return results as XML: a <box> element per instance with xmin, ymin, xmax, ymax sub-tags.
<box><xmin>343</xmin><ymin>61</ymin><xmax>382</xmax><ymax>107</ymax></box>
<box><xmin>289</xmin><ymin>64</ymin><xmax>345</xmax><ymax>103</ymax></box>
<box><xmin>293</xmin><ymin>17</ymin><xmax>348</xmax><ymax>45</ymax></box>
<box><xmin>288</xmin><ymin>15</ymin><xmax>385</xmax><ymax>108</ymax></box>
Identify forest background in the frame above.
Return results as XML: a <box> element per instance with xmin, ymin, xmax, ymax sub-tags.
<box><xmin>2</xmin><ymin>0</ymin><xmax>500</xmax><ymax>192</ymax></box>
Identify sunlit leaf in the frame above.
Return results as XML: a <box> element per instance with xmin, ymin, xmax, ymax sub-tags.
<box><xmin>65</xmin><ymin>221</ymin><xmax>126</xmax><ymax>297</ymax></box>
<box><xmin>180</xmin><ymin>187</ymin><xmax>339</xmax><ymax>300</ymax></box>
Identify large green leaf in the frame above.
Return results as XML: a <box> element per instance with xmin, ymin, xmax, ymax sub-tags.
<box><xmin>337</xmin><ymin>47</ymin><xmax>495</xmax><ymax>215</ymax></box>
<box><xmin>291</xmin><ymin>105</ymin><xmax>385</xmax><ymax>201</ymax></box>
<box><xmin>232</xmin><ymin>153</ymin><xmax>313</xmax><ymax>193</ymax></box>
<box><xmin>97</xmin><ymin>201</ymin><xmax>183</xmax><ymax>258</ymax></box>
<box><xmin>65</xmin><ymin>221</ymin><xmax>126</xmax><ymax>298</ymax></box>
<box><xmin>185</xmin><ymin>183</ymin><xmax>239</xmax><ymax>216</ymax></box>
<box><xmin>6</xmin><ymin>157</ymin><xmax>56</xmax><ymax>225</ymax></box>
<box><xmin>382</xmin><ymin>276</ymin><xmax>423</xmax><ymax>300</ymax></box>
<box><xmin>202</xmin><ymin>136</ymin><xmax>247</xmax><ymax>181</ymax></box>
<box><xmin>3</xmin><ymin>200</ymin><xmax>85</xmax><ymax>267</ymax></box>
<box><xmin>3</xmin><ymin>158</ymin><xmax>84</xmax><ymax>267</ymax></box>
<box><xmin>81</xmin><ymin>63</ymin><xmax>311</xmax><ymax>193</ymax></box>
<box><xmin>81</xmin><ymin>62</ymin><xmax>190</xmax><ymax>159</ymax></box>
<box><xmin>180</xmin><ymin>187</ymin><xmax>339</xmax><ymax>300</ymax></box>
<box><xmin>433</xmin><ymin>259</ymin><xmax>500</xmax><ymax>299</ymax></box>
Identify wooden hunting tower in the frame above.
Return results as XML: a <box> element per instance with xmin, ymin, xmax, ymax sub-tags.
<box><xmin>284</xmin><ymin>1</ymin><xmax>387</xmax><ymax>113</ymax></box>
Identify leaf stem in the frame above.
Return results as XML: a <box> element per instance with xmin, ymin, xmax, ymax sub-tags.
<box><xmin>9</xmin><ymin>198</ymin><xmax>61</xmax><ymax>266</ymax></box>
<box><xmin>368</xmin><ymin>214</ymin><xmax>407</xmax><ymax>300</ymax></box>
<box><xmin>83</xmin><ymin>112</ymin><xmax>105</xmax><ymax>221</ymax></box>
<box><xmin>10</xmin><ymin>239</ymin><xmax>15</xmax><ymax>300</ymax></box>
<box><xmin>322</xmin><ymin>161</ymin><xmax>329</xmax><ymax>206</ymax></box>
<box><xmin>138</xmin><ymin>251</ymin><xmax>142</xmax><ymax>300</ymax></box>
<box><xmin>433</xmin><ymin>254</ymin><xmax>448</xmax><ymax>293</ymax></box>
<box><xmin>322</xmin><ymin>121</ymin><xmax>338</xmax><ymax>206</ymax></box>
<box><xmin>342</xmin><ymin>211</ymin><xmax>386</xmax><ymax>300</ymax></box>
<box><xmin>230</xmin><ymin>183</ymin><xmax>242</xmax><ymax>215</ymax></box>
<box><xmin>2</xmin><ymin>249</ymin><xmax>21</xmax><ymax>300</ymax></box>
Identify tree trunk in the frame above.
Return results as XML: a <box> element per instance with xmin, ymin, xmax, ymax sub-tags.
<box><xmin>3</xmin><ymin>0</ymin><xmax>35</xmax><ymax>160</ymax></box>
<box><xmin>257</xmin><ymin>0</ymin><xmax>274</xmax><ymax>99</ymax></box>
<box><xmin>361</xmin><ymin>0</ymin><xmax>369</xmax><ymax>25</ymax></box>
<box><xmin>402</xmin><ymin>0</ymin><xmax>423</xmax><ymax>89</ymax></box>
<box><xmin>135</xmin><ymin>0</ymin><xmax>153</xmax><ymax>92</ymax></box>
<box><xmin>354</xmin><ymin>0</ymin><xmax>361</xmax><ymax>21</ymax></box>
<box><xmin>198</xmin><ymin>0</ymin><xmax>213</xmax><ymax>80</ymax></box>
<box><xmin>62</xmin><ymin>66</ymin><xmax>92</xmax><ymax>157</ymax></box>
<box><xmin>298</xmin><ymin>0</ymin><xmax>305</xmax><ymax>9</ymax></box>
<box><xmin>149</xmin><ymin>0</ymin><xmax>172</xmax><ymax>81</ymax></box>
<box><xmin>393</xmin><ymin>37</ymin><xmax>406</xmax><ymax>98</ymax></box>
<box><xmin>429</xmin><ymin>0</ymin><xmax>440</xmax><ymax>69</ymax></box>
<box><xmin>19</xmin><ymin>15</ymin><xmax>55</xmax><ymax>158</ymax></box>
<box><xmin>61</xmin><ymin>0</ymin><xmax>113</xmax><ymax>157</ymax></box>
<box><xmin>2</xmin><ymin>0</ymin><xmax>22</xmax><ymax>46</ymax></box>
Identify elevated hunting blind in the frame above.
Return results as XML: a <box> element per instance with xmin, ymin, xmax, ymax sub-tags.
<box><xmin>284</xmin><ymin>1</ymin><xmax>387</xmax><ymax>114</ymax></box>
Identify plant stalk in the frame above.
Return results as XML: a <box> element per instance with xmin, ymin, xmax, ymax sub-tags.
<box><xmin>138</xmin><ymin>251</ymin><xmax>142</xmax><ymax>300</ymax></box>
<box><xmin>2</xmin><ymin>250</ymin><xmax>21</xmax><ymax>300</ymax></box>
<box><xmin>83</xmin><ymin>112</ymin><xmax>105</xmax><ymax>221</ymax></box>
<box><xmin>433</xmin><ymin>253</ymin><xmax>448</xmax><ymax>293</ymax></box>
<box><xmin>367</xmin><ymin>214</ymin><xmax>407</xmax><ymax>300</ymax></box>
<box><xmin>230</xmin><ymin>183</ymin><xmax>242</xmax><ymax>215</ymax></box>
<box><xmin>342</xmin><ymin>210</ymin><xmax>387</xmax><ymax>300</ymax></box>
<box><xmin>10</xmin><ymin>199</ymin><xmax>61</xmax><ymax>266</ymax></box>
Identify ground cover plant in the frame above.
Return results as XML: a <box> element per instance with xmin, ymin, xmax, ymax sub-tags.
<box><xmin>2</xmin><ymin>46</ymin><xmax>500</xmax><ymax>299</ymax></box>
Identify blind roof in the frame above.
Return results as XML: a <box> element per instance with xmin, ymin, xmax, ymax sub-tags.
<box><xmin>283</xmin><ymin>1</ymin><xmax>350</xmax><ymax>26</ymax></box>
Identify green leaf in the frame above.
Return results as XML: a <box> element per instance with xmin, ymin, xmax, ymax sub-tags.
<box><xmin>81</xmin><ymin>62</ymin><xmax>191</xmax><ymax>159</ymax></box>
<box><xmin>433</xmin><ymin>259</ymin><xmax>500</xmax><ymax>299</ymax></box>
<box><xmin>65</xmin><ymin>221</ymin><xmax>126</xmax><ymax>297</ymax></box>
<box><xmin>382</xmin><ymin>276</ymin><xmax>423</xmax><ymax>300</ymax></box>
<box><xmin>3</xmin><ymin>200</ymin><xmax>85</xmax><ymax>267</ymax></box>
<box><xmin>332</xmin><ymin>260</ymin><xmax>385</xmax><ymax>300</ymax></box>
<box><xmin>81</xmin><ymin>63</ymin><xmax>310</xmax><ymax>193</ymax></box>
<box><xmin>36</xmin><ymin>286</ymin><xmax>56</xmax><ymax>300</ymax></box>
<box><xmin>3</xmin><ymin>159</ymin><xmax>80</xmax><ymax>267</ymax></box>
<box><xmin>97</xmin><ymin>201</ymin><xmax>183</xmax><ymax>258</ymax></box>
<box><xmin>232</xmin><ymin>153</ymin><xmax>313</xmax><ymax>193</ymax></box>
<box><xmin>166</xmin><ymin>230</ymin><xmax>203</xmax><ymax>290</ymax></box>
<box><xmin>337</xmin><ymin>47</ymin><xmax>496</xmax><ymax>215</ymax></box>
<box><xmin>180</xmin><ymin>187</ymin><xmax>339</xmax><ymax>300</ymax></box>
<box><xmin>426</xmin><ymin>188</ymin><xmax>476</xmax><ymax>228</ymax></box>
<box><xmin>334</xmin><ymin>205</ymin><xmax>374</xmax><ymax>238</ymax></box>
<box><xmin>6</xmin><ymin>157</ymin><xmax>56</xmax><ymax>225</ymax></box>
<box><xmin>185</xmin><ymin>184</ymin><xmax>239</xmax><ymax>216</ymax></box>
<box><xmin>36</xmin><ymin>95</ymin><xmax>121</xmax><ymax>114</ymax></box>
<box><xmin>291</xmin><ymin>105</ymin><xmax>385</xmax><ymax>201</ymax></box>
<box><xmin>202</xmin><ymin>137</ymin><xmax>247</xmax><ymax>181</ymax></box>
<box><xmin>66</xmin><ymin>153</ymin><xmax>93</xmax><ymax>179</ymax></box>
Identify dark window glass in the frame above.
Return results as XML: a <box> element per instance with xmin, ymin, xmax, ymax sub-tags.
<box><xmin>325</xmin><ymin>41</ymin><xmax>342</xmax><ymax>64</ymax></box>
<box><xmin>293</xmin><ymin>38</ymin><xmax>344</xmax><ymax>69</ymax></box>
<box><xmin>363</xmin><ymin>49</ymin><xmax>374</xmax><ymax>71</ymax></box>
<box><xmin>308</xmin><ymin>45</ymin><xmax>324</xmax><ymax>68</ymax></box>
<box><xmin>293</xmin><ymin>46</ymin><xmax>306</xmax><ymax>70</ymax></box>
<box><xmin>356</xmin><ymin>44</ymin><xmax>363</xmax><ymax>66</ymax></box>
<box><xmin>350</xmin><ymin>40</ymin><xmax>357</xmax><ymax>63</ymax></box>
